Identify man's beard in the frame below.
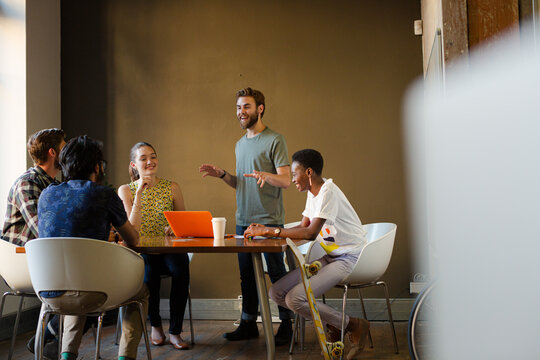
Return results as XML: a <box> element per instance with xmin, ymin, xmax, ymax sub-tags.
<box><xmin>240</xmin><ymin>112</ymin><xmax>258</xmax><ymax>130</ymax></box>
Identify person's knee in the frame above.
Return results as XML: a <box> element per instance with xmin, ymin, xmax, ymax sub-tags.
<box><xmin>284</xmin><ymin>292</ymin><xmax>304</xmax><ymax>313</ymax></box>
<box><xmin>268</xmin><ymin>285</ymin><xmax>281</xmax><ymax>303</ymax></box>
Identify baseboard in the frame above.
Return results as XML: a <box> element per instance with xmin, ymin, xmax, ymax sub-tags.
<box><xmin>161</xmin><ymin>298</ymin><xmax>414</xmax><ymax>322</ymax></box>
<box><xmin>0</xmin><ymin>305</ymin><xmax>41</xmax><ymax>341</ymax></box>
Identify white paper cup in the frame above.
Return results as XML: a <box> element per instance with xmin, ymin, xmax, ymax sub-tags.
<box><xmin>211</xmin><ymin>217</ymin><xmax>226</xmax><ymax>242</ymax></box>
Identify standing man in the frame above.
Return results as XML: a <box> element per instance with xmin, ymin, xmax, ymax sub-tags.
<box><xmin>199</xmin><ymin>87</ymin><xmax>294</xmax><ymax>345</ymax></box>
<box><xmin>1</xmin><ymin>128</ymin><xmax>65</xmax><ymax>359</ymax></box>
<box><xmin>2</xmin><ymin>128</ymin><xmax>66</xmax><ymax>245</ymax></box>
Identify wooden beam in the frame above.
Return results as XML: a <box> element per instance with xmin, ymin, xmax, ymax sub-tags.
<box><xmin>468</xmin><ymin>0</ymin><xmax>520</xmax><ymax>49</ymax></box>
<box><xmin>441</xmin><ymin>0</ymin><xmax>469</xmax><ymax>68</ymax></box>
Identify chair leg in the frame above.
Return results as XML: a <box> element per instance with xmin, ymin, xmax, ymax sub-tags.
<box><xmin>0</xmin><ymin>292</ymin><xmax>8</xmax><ymax>359</ymax></box>
<box><xmin>378</xmin><ymin>281</ymin><xmax>399</xmax><ymax>354</ymax></box>
<box><xmin>300</xmin><ymin>316</ymin><xmax>305</xmax><ymax>350</ymax></box>
<box><xmin>58</xmin><ymin>315</ymin><xmax>64</xmax><ymax>360</ymax></box>
<box><xmin>7</xmin><ymin>294</ymin><xmax>24</xmax><ymax>360</ymax></box>
<box><xmin>357</xmin><ymin>289</ymin><xmax>373</xmax><ymax>348</ymax></box>
<box><xmin>188</xmin><ymin>289</ymin><xmax>195</xmax><ymax>345</ymax></box>
<box><xmin>339</xmin><ymin>285</ymin><xmax>348</xmax><ymax>360</ymax></box>
<box><xmin>289</xmin><ymin>313</ymin><xmax>299</xmax><ymax>354</ymax></box>
<box><xmin>37</xmin><ymin>311</ymin><xmax>51</xmax><ymax>360</ymax></box>
<box><xmin>95</xmin><ymin>313</ymin><xmax>104</xmax><ymax>360</ymax></box>
<box><xmin>136</xmin><ymin>302</ymin><xmax>152</xmax><ymax>360</ymax></box>
<box><xmin>115</xmin><ymin>306</ymin><xmax>125</xmax><ymax>345</ymax></box>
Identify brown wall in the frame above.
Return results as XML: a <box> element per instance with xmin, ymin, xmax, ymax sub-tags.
<box><xmin>61</xmin><ymin>0</ymin><xmax>422</xmax><ymax>299</ymax></box>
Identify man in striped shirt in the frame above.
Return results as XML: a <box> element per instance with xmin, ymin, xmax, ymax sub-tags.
<box><xmin>1</xmin><ymin>128</ymin><xmax>66</xmax><ymax>245</ymax></box>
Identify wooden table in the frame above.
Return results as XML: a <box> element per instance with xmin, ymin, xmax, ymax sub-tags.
<box><xmin>136</xmin><ymin>236</ymin><xmax>307</xmax><ymax>360</ymax></box>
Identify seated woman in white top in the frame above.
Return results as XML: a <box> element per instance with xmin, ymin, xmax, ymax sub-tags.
<box><xmin>244</xmin><ymin>149</ymin><xmax>369</xmax><ymax>360</ymax></box>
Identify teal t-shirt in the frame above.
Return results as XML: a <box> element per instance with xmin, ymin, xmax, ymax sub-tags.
<box><xmin>235</xmin><ymin>127</ymin><xmax>289</xmax><ymax>226</ymax></box>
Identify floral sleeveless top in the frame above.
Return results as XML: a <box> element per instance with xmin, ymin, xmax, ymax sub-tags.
<box><xmin>128</xmin><ymin>178</ymin><xmax>173</xmax><ymax>236</ymax></box>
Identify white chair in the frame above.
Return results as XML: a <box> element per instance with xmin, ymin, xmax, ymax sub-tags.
<box><xmin>25</xmin><ymin>237</ymin><xmax>151</xmax><ymax>360</ymax></box>
<box><xmin>335</xmin><ymin>222</ymin><xmax>399</xmax><ymax>354</ymax></box>
<box><xmin>289</xmin><ymin>223</ymin><xmax>399</xmax><ymax>355</ymax></box>
<box><xmin>0</xmin><ymin>240</ymin><xmax>36</xmax><ymax>360</ymax></box>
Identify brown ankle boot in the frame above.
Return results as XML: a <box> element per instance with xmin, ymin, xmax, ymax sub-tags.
<box><xmin>326</xmin><ymin>324</ymin><xmax>342</xmax><ymax>343</ymax></box>
<box><xmin>346</xmin><ymin>318</ymin><xmax>369</xmax><ymax>360</ymax></box>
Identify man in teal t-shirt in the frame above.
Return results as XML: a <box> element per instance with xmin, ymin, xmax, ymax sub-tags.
<box><xmin>199</xmin><ymin>87</ymin><xmax>294</xmax><ymax>345</ymax></box>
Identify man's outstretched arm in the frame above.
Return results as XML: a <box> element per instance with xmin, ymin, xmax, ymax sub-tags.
<box><xmin>199</xmin><ymin>163</ymin><xmax>237</xmax><ymax>189</ymax></box>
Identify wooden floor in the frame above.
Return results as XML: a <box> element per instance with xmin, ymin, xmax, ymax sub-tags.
<box><xmin>0</xmin><ymin>320</ymin><xmax>411</xmax><ymax>359</ymax></box>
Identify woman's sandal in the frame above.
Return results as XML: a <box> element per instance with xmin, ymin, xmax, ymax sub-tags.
<box><xmin>151</xmin><ymin>337</ymin><xmax>166</xmax><ymax>346</ymax></box>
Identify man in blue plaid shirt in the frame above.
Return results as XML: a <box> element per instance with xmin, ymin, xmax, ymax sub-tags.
<box><xmin>1</xmin><ymin>128</ymin><xmax>66</xmax><ymax>246</ymax></box>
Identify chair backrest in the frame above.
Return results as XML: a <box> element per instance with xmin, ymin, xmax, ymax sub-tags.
<box><xmin>25</xmin><ymin>237</ymin><xmax>144</xmax><ymax>311</ymax></box>
<box><xmin>0</xmin><ymin>240</ymin><xmax>34</xmax><ymax>293</ymax></box>
<box><xmin>341</xmin><ymin>223</ymin><xmax>397</xmax><ymax>285</ymax></box>
<box><xmin>305</xmin><ymin>241</ymin><xmax>326</xmax><ymax>262</ymax></box>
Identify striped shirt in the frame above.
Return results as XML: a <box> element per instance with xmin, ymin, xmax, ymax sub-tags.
<box><xmin>1</xmin><ymin>167</ymin><xmax>58</xmax><ymax>246</ymax></box>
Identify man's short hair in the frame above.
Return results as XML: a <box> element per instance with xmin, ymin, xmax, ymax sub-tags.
<box><xmin>292</xmin><ymin>149</ymin><xmax>324</xmax><ymax>176</ymax></box>
<box><xmin>27</xmin><ymin>128</ymin><xmax>66</xmax><ymax>165</ymax></box>
<box><xmin>59</xmin><ymin>135</ymin><xmax>104</xmax><ymax>181</ymax></box>
<box><xmin>236</xmin><ymin>87</ymin><xmax>266</xmax><ymax>118</ymax></box>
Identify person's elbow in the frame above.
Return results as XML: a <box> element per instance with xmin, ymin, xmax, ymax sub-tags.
<box><xmin>117</xmin><ymin>222</ymin><xmax>139</xmax><ymax>247</ymax></box>
<box><xmin>305</xmin><ymin>229</ymin><xmax>319</xmax><ymax>240</ymax></box>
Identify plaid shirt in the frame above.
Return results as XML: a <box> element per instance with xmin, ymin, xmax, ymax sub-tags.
<box><xmin>1</xmin><ymin>167</ymin><xmax>58</xmax><ymax>246</ymax></box>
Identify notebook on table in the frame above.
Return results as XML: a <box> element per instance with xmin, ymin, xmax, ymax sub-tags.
<box><xmin>163</xmin><ymin>211</ymin><xmax>214</xmax><ymax>237</ymax></box>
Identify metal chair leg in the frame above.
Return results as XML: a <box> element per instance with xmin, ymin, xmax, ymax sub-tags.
<box><xmin>58</xmin><ymin>315</ymin><xmax>64</xmax><ymax>360</ymax></box>
<box><xmin>115</xmin><ymin>306</ymin><xmax>125</xmax><ymax>345</ymax></box>
<box><xmin>95</xmin><ymin>313</ymin><xmax>104</xmax><ymax>360</ymax></box>
<box><xmin>0</xmin><ymin>292</ymin><xmax>9</xmax><ymax>360</ymax></box>
<box><xmin>188</xmin><ymin>289</ymin><xmax>195</xmax><ymax>345</ymax></box>
<box><xmin>357</xmin><ymin>289</ymin><xmax>373</xmax><ymax>348</ymax></box>
<box><xmin>8</xmin><ymin>294</ymin><xmax>25</xmax><ymax>360</ymax></box>
<box><xmin>136</xmin><ymin>302</ymin><xmax>152</xmax><ymax>360</ymax></box>
<box><xmin>300</xmin><ymin>316</ymin><xmax>305</xmax><ymax>350</ymax></box>
<box><xmin>0</xmin><ymin>291</ymin><xmax>23</xmax><ymax>360</ymax></box>
<box><xmin>289</xmin><ymin>313</ymin><xmax>299</xmax><ymax>354</ymax></box>
<box><xmin>340</xmin><ymin>285</ymin><xmax>348</xmax><ymax>360</ymax></box>
<box><xmin>379</xmin><ymin>281</ymin><xmax>399</xmax><ymax>354</ymax></box>
<box><xmin>37</xmin><ymin>311</ymin><xmax>51</xmax><ymax>360</ymax></box>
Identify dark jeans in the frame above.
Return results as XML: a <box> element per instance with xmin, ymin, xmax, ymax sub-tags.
<box><xmin>236</xmin><ymin>224</ymin><xmax>293</xmax><ymax>321</ymax></box>
<box><xmin>142</xmin><ymin>253</ymin><xmax>190</xmax><ymax>335</ymax></box>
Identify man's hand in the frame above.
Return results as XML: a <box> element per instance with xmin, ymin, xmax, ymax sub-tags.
<box><xmin>199</xmin><ymin>164</ymin><xmax>225</xmax><ymax>178</ymax></box>
<box><xmin>244</xmin><ymin>223</ymin><xmax>267</xmax><ymax>238</ymax></box>
<box><xmin>244</xmin><ymin>171</ymin><xmax>271</xmax><ymax>188</ymax></box>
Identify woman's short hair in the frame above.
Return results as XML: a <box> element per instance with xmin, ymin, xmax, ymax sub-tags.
<box><xmin>292</xmin><ymin>149</ymin><xmax>324</xmax><ymax>175</ymax></box>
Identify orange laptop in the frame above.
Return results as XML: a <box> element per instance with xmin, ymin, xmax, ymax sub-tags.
<box><xmin>164</xmin><ymin>211</ymin><xmax>214</xmax><ymax>237</ymax></box>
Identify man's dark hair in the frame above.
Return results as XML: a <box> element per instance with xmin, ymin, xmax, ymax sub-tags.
<box><xmin>292</xmin><ymin>149</ymin><xmax>324</xmax><ymax>176</ymax></box>
<box><xmin>59</xmin><ymin>135</ymin><xmax>104</xmax><ymax>181</ymax></box>
<box><xmin>236</xmin><ymin>87</ymin><xmax>266</xmax><ymax>118</ymax></box>
<box><xmin>27</xmin><ymin>128</ymin><xmax>65</xmax><ymax>165</ymax></box>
